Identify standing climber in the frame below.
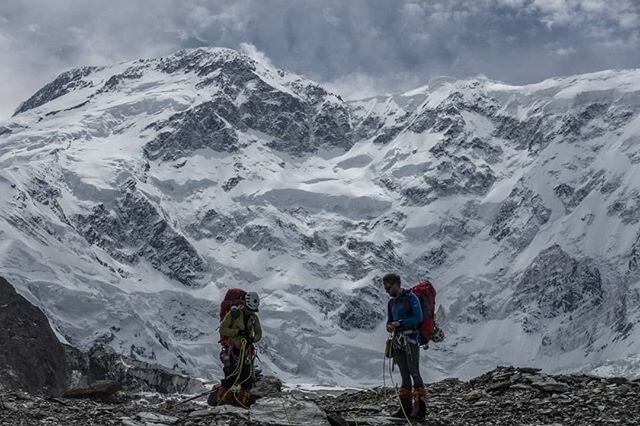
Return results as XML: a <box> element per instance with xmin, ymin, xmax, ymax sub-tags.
<box><xmin>384</xmin><ymin>273</ymin><xmax>427</xmax><ymax>419</ymax></box>
<box><xmin>215</xmin><ymin>291</ymin><xmax>262</xmax><ymax>408</ymax></box>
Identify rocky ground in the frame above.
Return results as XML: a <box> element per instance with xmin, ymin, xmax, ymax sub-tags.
<box><xmin>2</xmin><ymin>366</ymin><xmax>639</xmax><ymax>425</ymax></box>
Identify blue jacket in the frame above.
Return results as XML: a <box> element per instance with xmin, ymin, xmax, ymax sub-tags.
<box><xmin>387</xmin><ymin>290</ymin><xmax>423</xmax><ymax>338</ymax></box>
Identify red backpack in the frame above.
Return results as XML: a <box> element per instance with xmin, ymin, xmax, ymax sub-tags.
<box><xmin>219</xmin><ymin>288</ymin><xmax>246</xmax><ymax>344</ymax></box>
<box><xmin>409</xmin><ymin>280</ymin><xmax>437</xmax><ymax>341</ymax></box>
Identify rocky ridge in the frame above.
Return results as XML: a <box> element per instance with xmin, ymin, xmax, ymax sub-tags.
<box><xmin>1</xmin><ymin>366</ymin><xmax>638</xmax><ymax>425</ymax></box>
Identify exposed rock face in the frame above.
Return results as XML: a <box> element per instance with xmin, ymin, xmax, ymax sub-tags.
<box><xmin>95</xmin><ymin>65</ymin><xmax>145</xmax><ymax>94</ymax></box>
<box><xmin>490</xmin><ymin>183</ymin><xmax>551</xmax><ymax>252</ymax></box>
<box><xmin>187</xmin><ymin>208</ymin><xmax>254</xmax><ymax>241</ymax></box>
<box><xmin>13</xmin><ymin>66</ymin><xmax>100</xmax><ymax>115</ymax></box>
<box><xmin>493</xmin><ymin>115</ymin><xmax>554</xmax><ymax>152</ymax></box>
<box><xmin>608</xmin><ymin>188</ymin><xmax>640</xmax><ymax>225</ymax></box>
<box><xmin>303</xmin><ymin>284</ymin><xmax>387</xmax><ymax>331</ymax></box>
<box><xmin>144</xmin><ymin>101</ymin><xmax>241</xmax><ymax>160</ymax></box>
<box><xmin>74</xmin><ymin>180</ymin><xmax>206</xmax><ymax>287</ymax></box>
<box><xmin>0</xmin><ymin>276</ymin><xmax>70</xmax><ymax>395</ymax></box>
<box><xmin>630</xmin><ymin>232</ymin><xmax>640</xmax><ymax>273</ymax></box>
<box><xmin>513</xmin><ymin>244</ymin><xmax>603</xmax><ymax>319</ymax></box>
<box><xmin>65</xmin><ymin>345</ymin><xmax>206</xmax><ymax>395</ymax></box>
<box><xmin>235</xmin><ymin>224</ymin><xmax>285</xmax><ymax>253</ymax></box>
<box><xmin>143</xmin><ymin>48</ymin><xmax>353</xmax><ymax>159</ymax></box>
<box><xmin>554</xmin><ymin>170</ymin><xmax>612</xmax><ymax>215</ymax></box>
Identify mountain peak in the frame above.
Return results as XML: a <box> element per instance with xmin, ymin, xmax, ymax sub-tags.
<box><xmin>3</xmin><ymin>49</ymin><xmax>640</xmax><ymax>386</ymax></box>
<box><xmin>154</xmin><ymin>47</ymin><xmax>258</xmax><ymax>76</ymax></box>
<box><xmin>12</xmin><ymin>47</ymin><xmax>293</xmax><ymax>118</ymax></box>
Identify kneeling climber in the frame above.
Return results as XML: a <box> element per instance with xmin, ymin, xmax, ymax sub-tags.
<box><xmin>214</xmin><ymin>290</ymin><xmax>262</xmax><ymax>408</ymax></box>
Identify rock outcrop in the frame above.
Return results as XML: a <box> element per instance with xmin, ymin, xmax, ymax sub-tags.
<box><xmin>0</xmin><ymin>276</ymin><xmax>70</xmax><ymax>395</ymax></box>
<box><xmin>65</xmin><ymin>344</ymin><xmax>206</xmax><ymax>395</ymax></box>
<box><xmin>0</xmin><ymin>276</ymin><xmax>205</xmax><ymax>397</ymax></box>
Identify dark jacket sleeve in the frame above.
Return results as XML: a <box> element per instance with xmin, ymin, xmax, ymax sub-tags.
<box><xmin>387</xmin><ymin>300</ymin><xmax>393</xmax><ymax>324</ymax></box>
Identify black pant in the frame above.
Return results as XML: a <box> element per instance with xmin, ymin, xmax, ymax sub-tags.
<box><xmin>221</xmin><ymin>347</ymin><xmax>254</xmax><ymax>390</ymax></box>
<box><xmin>393</xmin><ymin>336</ymin><xmax>424</xmax><ymax>389</ymax></box>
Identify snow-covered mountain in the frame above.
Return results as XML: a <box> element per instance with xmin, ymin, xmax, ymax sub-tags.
<box><xmin>2</xmin><ymin>47</ymin><xmax>640</xmax><ymax>386</ymax></box>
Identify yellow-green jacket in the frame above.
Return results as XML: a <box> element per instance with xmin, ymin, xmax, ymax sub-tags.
<box><xmin>220</xmin><ymin>308</ymin><xmax>262</xmax><ymax>348</ymax></box>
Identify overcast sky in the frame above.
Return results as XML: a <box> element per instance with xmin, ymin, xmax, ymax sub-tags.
<box><xmin>1</xmin><ymin>0</ymin><xmax>639</xmax><ymax>119</ymax></box>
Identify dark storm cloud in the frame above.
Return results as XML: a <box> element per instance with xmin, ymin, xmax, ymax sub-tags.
<box><xmin>1</xmin><ymin>0</ymin><xmax>638</xmax><ymax>118</ymax></box>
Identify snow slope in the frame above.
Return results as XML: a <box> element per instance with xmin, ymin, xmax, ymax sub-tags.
<box><xmin>1</xmin><ymin>48</ymin><xmax>640</xmax><ymax>385</ymax></box>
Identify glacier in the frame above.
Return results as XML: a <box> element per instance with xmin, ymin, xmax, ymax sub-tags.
<box><xmin>1</xmin><ymin>47</ymin><xmax>640</xmax><ymax>386</ymax></box>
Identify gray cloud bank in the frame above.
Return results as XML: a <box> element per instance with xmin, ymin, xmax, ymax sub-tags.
<box><xmin>1</xmin><ymin>0</ymin><xmax>639</xmax><ymax>118</ymax></box>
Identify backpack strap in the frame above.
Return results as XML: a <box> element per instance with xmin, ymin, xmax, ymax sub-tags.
<box><xmin>400</xmin><ymin>289</ymin><xmax>413</xmax><ymax>316</ymax></box>
<box><xmin>390</xmin><ymin>290</ymin><xmax>418</xmax><ymax>331</ymax></box>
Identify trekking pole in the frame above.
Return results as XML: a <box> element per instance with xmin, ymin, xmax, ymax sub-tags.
<box><xmin>164</xmin><ymin>388</ymin><xmax>214</xmax><ymax>411</ymax></box>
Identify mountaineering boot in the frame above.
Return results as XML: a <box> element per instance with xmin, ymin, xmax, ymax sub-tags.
<box><xmin>237</xmin><ymin>389</ymin><xmax>250</xmax><ymax>408</ymax></box>
<box><xmin>206</xmin><ymin>389</ymin><xmax>216</xmax><ymax>406</ymax></box>
<box><xmin>411</xmin><ymin>386</ymin><xmax>427</xmax><ymax>419</ymax></box>
<box><xmin>391</xmin><ymin>387</ymin><xmax>413</xmax><ymax>418</ymax></box>
<box><xmin>210</xmin><ymin>385</ymin><xmax>230</xmax><ymax>406</ymax></box>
